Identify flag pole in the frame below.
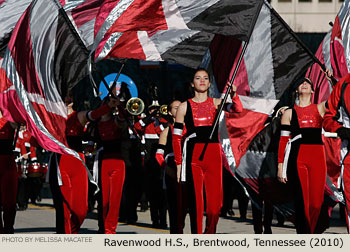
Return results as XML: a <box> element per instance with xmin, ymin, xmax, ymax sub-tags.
<box><xmin>199</xmin><ymin>0</ymin><xmax>264</xmax><ymax>161</ymax></box>
<box><xmin>209</xmin><ymin>40</ymin><xmax>248</xmax><ymax>142</ymax></box>
<box><xmin>109</xmin><ymin>61</ymin><xmax>126</xmax><ymax>98</ymax></box>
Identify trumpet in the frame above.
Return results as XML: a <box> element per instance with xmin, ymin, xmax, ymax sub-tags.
<box><xmin>159</xmin><ymin>104</ymin><xmax>168</xmax><ymax>115</ymax></box>
<box><xmin>126</xmin><ymin>97</ymin><xmax>145</xmax><ymax>115</ymax></box>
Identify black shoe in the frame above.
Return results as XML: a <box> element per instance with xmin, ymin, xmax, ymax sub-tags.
<box><xmin>17</xmin><ymin>205</ymin><xmax>27</xmax><ymax>211</ymax></box>
<box><xmin>263</xmin><ymin>228</ymin><xmax>272</xmax><ymax>234</ymax></box>
<box><xmin>152</xmin><ymin>221</ymin><xmax>159</xmax><ymax>228</ymax></box>
<box><xmin>228</xmin><ymin>209</ymin><xmax>235</xmax><ymax>216</ymax></box>
<box><xmin>159</xmin><ymin>223</ymin><xmax>167</xmax><ymax>229</ymax></box>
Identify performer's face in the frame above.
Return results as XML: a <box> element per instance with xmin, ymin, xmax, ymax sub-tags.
<box><xmin>297</xmin><ymin>81</ymin><xmax>313</xmax><ymax>94</ymax></box>
<box><xmin>169</xmin><ymin>100</ymin><xmax>181</xmax><ymax>118</ymax></box>
<box><xmin>191</xmin><ymin>70</ymin><xmax>210</xmax><ymax>93</ymax></box>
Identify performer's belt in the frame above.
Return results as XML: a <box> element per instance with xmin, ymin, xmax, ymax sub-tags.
<box><xmin>299</xmin><ymin>128</ymin><xmax>323</xmax><ymax>145</ymax></box>
<box><xmin>0</xmin><ymin>139</ymin><xmax>13</xmax><ymax>154</ymax></box>
<box><xmin>67</xmin><ymin>136</ymin><xmax>83</xmax><ymax>152</ymax></box>
<box><xmin>188</xmin><ymin>126</ymin><xmax>219</xmax><ymax>143</ymax></box>
<box><xmin>101</xmin><ymin>140</ymin><xmax>122</xmax><ymax>154</ymax></box>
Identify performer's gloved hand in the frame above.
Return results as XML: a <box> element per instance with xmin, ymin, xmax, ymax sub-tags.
<box><xmin>141</xmin><ymin>109</ymin><xmax>158</xmax><ymax>126</ymax></box>
<box><xmin>336</xmin><ymin>127</ymin><xmax>350</xmax><ymax>140</ymax></box>
<box><xmin>141</xmin><ymin>114</ymin><xmax>154</xmax><ymax>126</ymax></box>
<box><xmin>161</xmin><ymin>121</ymin><xmax>171</xmax><ymax>130</ymax></box>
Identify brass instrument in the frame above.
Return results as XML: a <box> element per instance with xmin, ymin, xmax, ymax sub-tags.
<box><xmin>126</xmin><ymin>97</ymin><xmax>145</xmax><ymax>115</ymax></box>
<box><xmin>160</xmin><ymin>104</ymin><xmax>168</xmax><ymax>115</ymax></box>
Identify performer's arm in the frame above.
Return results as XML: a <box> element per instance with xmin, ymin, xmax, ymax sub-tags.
<box><xmin>173</xmin><ymin>102</ymin><xmax>186</xmax><ymax>182</ymax></box>
<box><xmin>216</xmin><ymin>83</ymin><xmax>243</xmax><ymax>113</ymax></box>
<box><xmin>154</xmin><ymin>118</ymin><xmax>170</xmax><ymax>135</ymax></box>
<box><xmin>323</xmin><ymin>75</ymin><xmax>348</xmax><ymax>133</ymax></box>
<box><xmin>134</xmin><ymin>109</ymin><xmax>159</xmax><ymax>129</ymax></box>
<box><xmin>155</xmin><ymin>127</ymin><xmax>169</xmax><ymax>168</ymax></box>
<box><xmin>78</xmin><ymin>98</ymin><xmax>119</xmax><ymax>126</ymax></box>
<box><xmin>277</xmin><ymin>109</ymin><xmax>291</xmax><ymax>183</ymax></box>
<box><xmin>223</xmin><ymin>95</ymin><xmax>243</xmax><ymax>113</ymax></box>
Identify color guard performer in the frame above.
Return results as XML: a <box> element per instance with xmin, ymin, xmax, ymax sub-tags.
<box><xmin>323</xmin><ymin>73</ymin><xmax>350</xmax><ymax>233</ymax></box>
<box><xmin>49</xmin><ymin>97</ymin><xmax>116</xmax><ymax>234</ymax></box>
<box><xmin>156</xmin><ymin>100</ymin><xmax>191</xmax><ymax>233</ymax></box>
<box><xmin>278</xmin><ymin>77</ymin><xmax>327</xmax><ymax>233</ymax></box>
<box><xmin>95</xmin><ymin>97</ymin><xmax>126</xmax><ymax>234</ymax></box>
<box><xmin>172</xmin><ymin>68</ymin><xmax>243</xmax><ymax>234</ymax></box>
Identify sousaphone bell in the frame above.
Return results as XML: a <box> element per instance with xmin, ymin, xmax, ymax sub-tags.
<box><xmin>126</xmin><ymin>97</ymin><xmax>145</xmax><ymax>115</ymax></box>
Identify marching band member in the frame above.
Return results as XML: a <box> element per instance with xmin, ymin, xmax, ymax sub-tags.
<box><xmin>0</xmin><ymin>109</ymin><xmax>17</xmax><ymax>233</ymax></box>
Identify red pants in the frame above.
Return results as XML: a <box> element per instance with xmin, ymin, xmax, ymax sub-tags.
<box><xmin>100</xmin><ymin>157</ymin><xmax>125</xmax><ymax>234</ymax></box>
<box><xmin>53</xmin><ymin>153</ymin><xmax>88</xmax><ymax>234</ymax></box>
<box><xmin>190</xmin><ymin>143</ymin><xmax>222</xmax><ymax>234</ymax></box>
<box><xmin>0</xmin><ymin>154</ymin><xmax>17</xmax><ymax>234</ymax></box>
<box><xmin>297</xmin><ymin>145</ymin><xmax>327</xmax><ymax>233</ymax></box>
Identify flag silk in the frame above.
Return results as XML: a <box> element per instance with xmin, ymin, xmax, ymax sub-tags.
<box><xmin>219</xmin><ymin>96</ymin><xmax>278</xmax><ymax>171</ymax></box>
<box><xmin>211</xmin><ymin>1</ymin><xmax>314</xmax><ymax>101</ymax></box>
<box><xmin>304</xmin><ymin>0</ymin><xmax>349</xmax><ymax>204</ymax></box>
<box><xmin>307</xmin><ymin>0</ymin><xmax>350</xmax><ymax>104</ymax></box>
<box><xmin>0</xmin><ymin>0</ymin><xmax>32</xmax><ymax>55</ymax></box>
<box><xmin>0</xmin><ymin>0</ymin><xmax>89</xmax><ymax>159</ymax></box>
<box><xmin>92</xmin><ymin>0</ymin><xmax>263</xmax><ymax>62</ymax></box>
<box><xmin>233</xmin><ymin>115</ymin><xmax>296</xmax><ymax>218</ymax></box>
<box><xmin>66</xmin><ymin>0</ymin><xmax>103</xmax><ymax>49</ymax></box>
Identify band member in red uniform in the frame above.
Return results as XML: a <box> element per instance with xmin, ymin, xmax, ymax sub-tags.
<box><xmin>173</xmin><ymin>68</ymin><xmax>243</xmax><ymax>234</ymax></box>
<box><xmin>134</xmin><ymin>105</ymin><xmax>169</xmax><ymax>228</ymax></box>
<box><xmin>278</xmin><ymin>77</ymin><xmax>327</xmax><ymax>233</ymax></box>
<box><xmin>49</xmin><ymin>97</ymin><xmax>116</xmax><ymax>234</ymax></box>
<box><xmin>0</xmin><ymin>109</ymin><xmax>17</xmax><ymax>233</ymax></box>
<box><xmin>95</xmin><ymin>98</ymin><xmax>126</xmax><ymax>234</ymax></box>
<box><xmin>323</xmin><ymin>73</ymin><xmax>350</xmax><ymax>233</ymax></box>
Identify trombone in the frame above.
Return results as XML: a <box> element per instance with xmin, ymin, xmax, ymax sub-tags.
<box><xmin>159</xmin><ymin>104</ymin><xmax>168</xmax><ymax>116</ymax></box>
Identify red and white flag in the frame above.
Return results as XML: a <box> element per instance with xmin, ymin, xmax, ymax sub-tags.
<box><xmin>0</xmin><ymin>0</ymin><xmax>89</xmax><ymax>158</ymax></box>
<box><xmin>92</xmin><ymin>0</ymin><xmax>263</xmax><ymax>63</ymax></box>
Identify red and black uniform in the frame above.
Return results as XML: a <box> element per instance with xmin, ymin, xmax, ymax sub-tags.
<box><xmin>173</xmin><ymin>96</ymin><xmax>243</xmax><ymax>234</ymax></box>
<box><xmin>323</xmin><ymin>74</ymin><xmax>350</xmax><ymax>232</ymax></box>
<box><xmin>0</xmin><ymin>118</ymin><xmax>17</xmax><ymax>233</ymax></box>
<box><xmin>279</xmin><ymin>104</ymin><xmax>326</xmax><ymax>233</ymax></box>
<box><xmin>97</xmin><ymin>116</ymin><xmax>125</xmax><ymax>234</ymax></box>
<box><xmin>118</xmin><ymin>117</ymin><xmax>143</xmax><ymax>225</ymax></box>
<box><xmin>49</xmin><ymin>112</ymin><xmax>88</xmax><ymax>234</ymax></box>
<box><xmin>135</xmin><ymin>116</ymin><xmax>168</xmax><ymax>228</ymax></box>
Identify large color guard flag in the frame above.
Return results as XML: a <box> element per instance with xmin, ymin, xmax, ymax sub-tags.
<box><xmin>304</xmin><ymin>0</ymin><xmax>350</xmax><ymax>203</ymax></box>
<box><xmin>92</xmin><ymin>0</ymin><xmax>263</xmax><ymax>63</ymax></box>
<box><xmin>307</xmin><ymin>0</ymin><xmax>350</xmax><ymax>104</ymax></box>
<box><xmin>206</xmin><ymin>1</ymin><xmax>315</xmax><ymax>171</ymax></box>
<box><xmin>0</xmin><ymin>0</ymin><xmax>89</xmax><ymax>159</ymax></box>
<box><xmin>0</xmin><ymin>0</ymin><xmax>32</xmax><ymax>55</ymax></box>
